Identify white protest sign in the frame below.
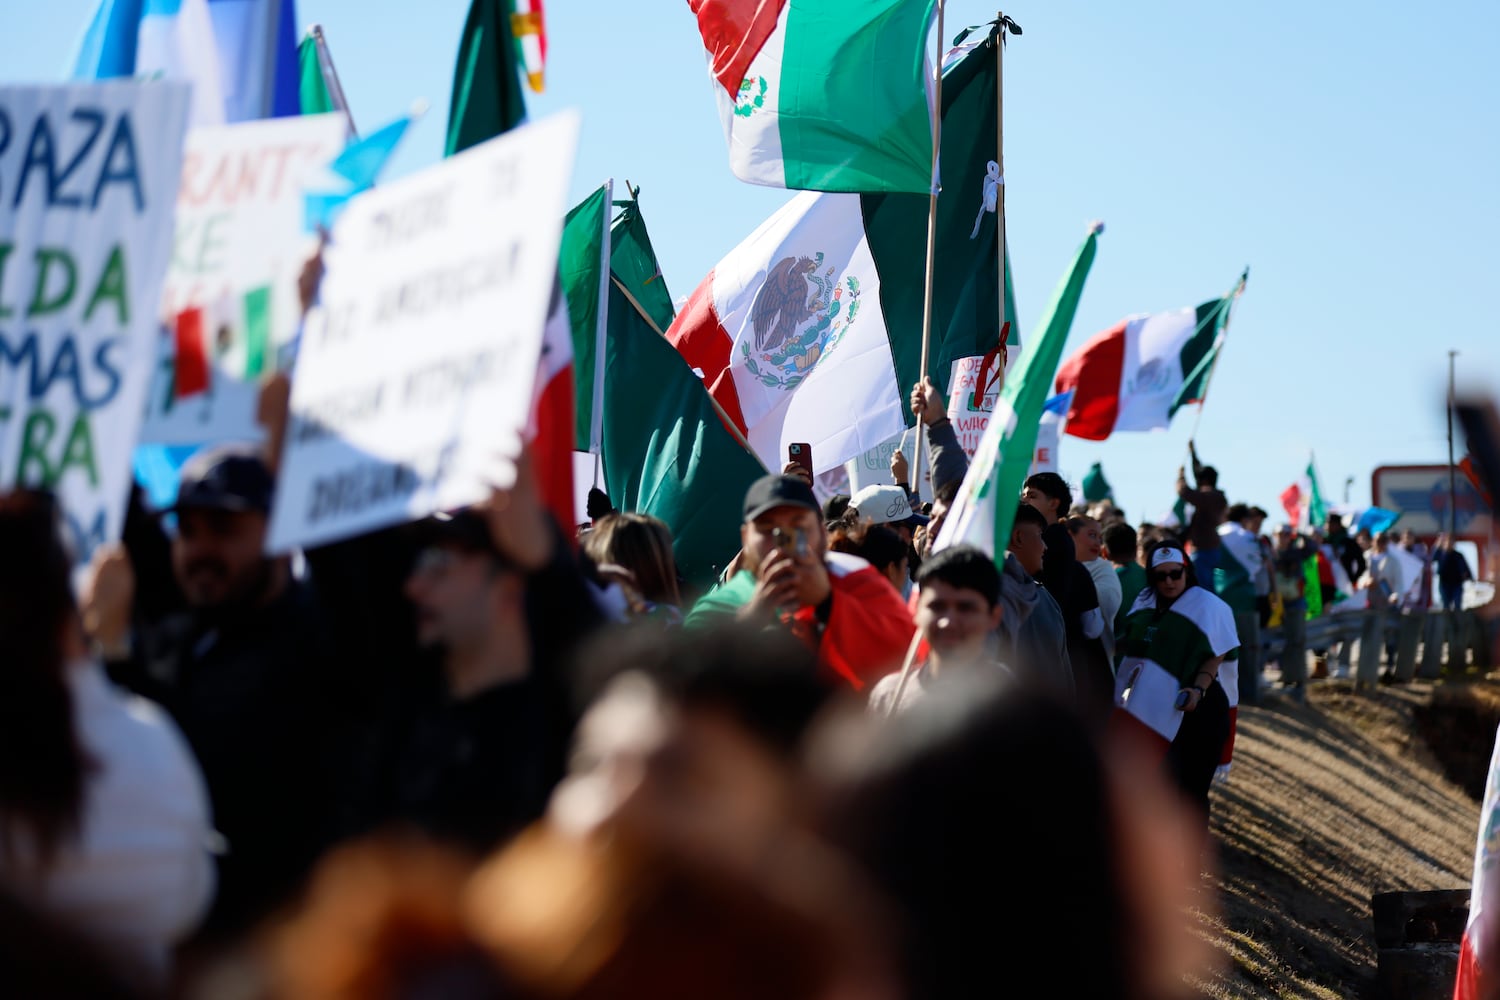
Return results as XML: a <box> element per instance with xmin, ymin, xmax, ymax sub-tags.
<box><xmin>0</xmin><ymin>82</ymin><xmax>190</xmax><ymax>564</ymax></box>
<box><xmin>846</xmin><ymin>426</ymin><xmax>929</xmax><ymax>497</ymax></box>
<box><xmin>944</xmin><ymin>353</ymin><xmax>1003</xmax><ymax>460</ymax></box>
<box><xmin>140</xmin><ymin>113</ymin><xmax>346</xmax><ymax>445</ymax></box>
<box><xmin>1031</xmin><ymin>409</ymin><xmax>1062</xmax><ymax>474</ymax></box>
<box><xmin>267</xmin><ymin>112</ymin><xmax>580</xmax><ymax>552</ymax></box>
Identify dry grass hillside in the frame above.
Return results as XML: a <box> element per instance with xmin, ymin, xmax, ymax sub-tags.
<box><xmin>1192</xmin><ymin>679</ymin><xmax>1493</xmax><ymax>999</ymax></box>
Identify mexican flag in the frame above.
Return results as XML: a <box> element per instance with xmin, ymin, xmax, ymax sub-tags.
<box><xmin>688</xmin><ymin>0</ymin><xmax>936</xmax><ymax>192</ymax></box>
<box><xmin>935</xmin><ymin>225</ymin><xmax>1101</xmax><ymax>559</ymax></box>
<box><xmin>669</xmin><ymin>24</ymin><xmax>1016</xmax><ymax>477</ymax></box>
<box><xmin>601</xmin><ymin>195</ymin><xmax>768</xmax><ymax>588</ymax></box>
<box><xmin>1054</xmin><ymin>271</ymin><xmax>1248</xmax><ymax>441</ymax></box>
<box><xmin>1114</xmin><ymin>586</ymin><xmax>1240</xmax><ymax>753</ymax></box>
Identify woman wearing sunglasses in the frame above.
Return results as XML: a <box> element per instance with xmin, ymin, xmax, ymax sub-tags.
<box><xmin>1114</xmin><ymin>540</ymin><xmax>1241</xmax><ymax>827</ymax></box>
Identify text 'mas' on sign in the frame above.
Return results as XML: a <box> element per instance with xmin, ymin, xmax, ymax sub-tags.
<box><xmin>0</xmin><ymin>81</ymin><xmax>190</xmax><ymax>566</ymax></box>
<box><xmin>266</xmin><ymin>111</ymin><xmax>580</xmax><ymax>553</ymax></box>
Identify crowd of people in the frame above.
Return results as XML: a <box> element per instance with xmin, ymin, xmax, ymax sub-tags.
<box><xmin>0</xmin><ymin>336</ymin><xmax>1489</xmax><ymax>998</ymax></box>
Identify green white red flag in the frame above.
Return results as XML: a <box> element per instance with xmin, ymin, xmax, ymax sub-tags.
<box><xmin>688</xmin><ymin>0</ymin><xmax>937</xmax><ymax>192</ymax></box>
<box><xmin>934</xmin><ymin>225</ymin><xmax>1102</xmax><ymax>559</ymax></box>
<box><xmin>1055</xmin><ymin>272</ymin><xmax>1248</xmax><ymax>440</ymax></box>
<box><xmin>668</xmin><ymin>27</ymin><xmax>1015</xmax><ymax>476</ymax></box>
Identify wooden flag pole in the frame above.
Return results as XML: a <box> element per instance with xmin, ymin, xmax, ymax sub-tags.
<box><xmin>910</xmin><ymin>0</ymin><xmax>946</xmax><ymax>500</ymax></box>
<box><xmin>995</xmin><ymin>14</ymin><xmax>1015</xmax><ymax>394</ymax></box>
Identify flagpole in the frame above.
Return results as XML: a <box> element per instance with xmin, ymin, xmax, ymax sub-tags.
<box><xmin>995</xmin><ymin>14</ymin><xmax>1019</xmax><ymax>392</ymax></box>
<box><xmin>910</xmin><ymin>0</ymin><xmax>946</xmax><ymax>500</ymax></box>
<box><xmin>1185</xmin><ymin>267</ymin><xmax>1250</xmax><ymax>443</ymax></box>
<box><xmin>310</xmin><ymin>24</ymin><xmax>359</xmax><ymax>138</ymax></box>
<box><xmin>611</xmin><ymin>276</ymin><xmax>768</xmax><ymax>470</ymax></box>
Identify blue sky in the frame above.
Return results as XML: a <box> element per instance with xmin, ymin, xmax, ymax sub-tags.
<box><xmin>10</xmin><ymin>0</ymin><xmax>1500</xmax><ymax>526</ymax></box>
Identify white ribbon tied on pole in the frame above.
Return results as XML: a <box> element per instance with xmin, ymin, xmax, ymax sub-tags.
<box><xmin>969</xmin><ymin>160</ymin><xmax>1002</xmax><ymax>239</ymax></box>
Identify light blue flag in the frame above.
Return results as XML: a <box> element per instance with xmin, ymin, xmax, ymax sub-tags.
<box><xmin>304</xmin><ymin>113</ymin><xmax>412</xmax><ymax>231</ymax></box>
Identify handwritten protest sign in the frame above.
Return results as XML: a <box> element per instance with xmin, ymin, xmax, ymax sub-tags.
<box><xmin>944</xmin><ymin>354</ymin><xmax>1003</xmax><ymax>460</ymax></box>
<box><xmin>0</xmin><ymin>82</ymin><xmax>189</xmax><ymax>563</ymax></box>
<box><xmin>140</xmin><ymin>113</ymin><xmax>346</xmax><ymax>445</ymax></box>
<box><xmin>267</xmin><ymin>112</ymin><xmax>580</xmax><ymax>552</ymax></box>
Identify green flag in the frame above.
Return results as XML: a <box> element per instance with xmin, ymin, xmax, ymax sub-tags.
<box><xmin>559</xmin><ymin>184</ymin><xmax>612</xmax><ymax>452</ymax></box>
<box><xmin>1306</xmin><ymin>457</ymin><xmax>1328</xmax><ymax>527</ymax></box>
<box><xmin>601</xmin><ymin>196</ymin><xmax>767</xmax><ymax>591</ymax></box>
<box><xmin>1168</xmin><ymin>268</ymin><xmax>1249</xmax><ymax>418</ymax></box>
<box><xmin>298</xmin><ymin>28</ymin><xmax>336</xmax><ymax>115</ymax></box>
<box><xmin>1082</xmin><ymin>461</ymin><xmax>1113</xmax><ymax>504</ymax></box>
<box><xmin>445</xmin><ymin>0</ymin><xmax>527</xmax><ymax>156</ymax></box>
<box><xmin>936</xmin><ymin>225</ymin><xmax>1102</xmax><ymax>561</ymax></box>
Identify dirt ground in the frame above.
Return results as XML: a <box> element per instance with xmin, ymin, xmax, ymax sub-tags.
<box><xmin>1190</xmin><ymin>676</ymin><xmax>1491</xmax><ymax>999</ymax></box>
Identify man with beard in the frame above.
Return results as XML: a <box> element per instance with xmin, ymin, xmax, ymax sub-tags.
<box><xmin>95</xmin><ymin>445</ymin><xmax>340</xmax><ymax>936</ymax></box>
<box><xmin>688</xmin><ymin>475</ymin><xmax>915</xmax><ymax>691</ymax></box>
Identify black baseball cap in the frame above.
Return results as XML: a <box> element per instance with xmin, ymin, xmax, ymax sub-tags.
<box><xmin>168</xmin><ymin>444</ymin><xmax>274</xmax><ymax>515</ymax></box>
<box><xmin>743</xmin><ymin>474</ymin><xmax>821</xmax><ymax>522</ymax></box>
<box><xmin>411</xmin><ymin>508</ymin><xmax>505</xmax><ymax>561</ymax></box>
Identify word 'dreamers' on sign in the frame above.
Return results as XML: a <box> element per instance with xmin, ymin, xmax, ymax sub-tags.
<box><xmin>0</xmin><ymin>82</ymin><xmax>190</xmax><ymax>565</ymax></box>
<box><xmin>267</xmin><ymin>112</ymin><xmax>581</xmax><ymax>552</ymax></box>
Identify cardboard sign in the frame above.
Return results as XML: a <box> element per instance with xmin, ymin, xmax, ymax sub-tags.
<box><xmin>139</xmin><ymin>113</ymin><xmax>347</xmax><ymax>445</ymax></box>
<box><xmin>845</xmin><ymin>426</ymin><xmax>930</xmax><ymax>497</ymax></box>
<box><xmin>0</xmin><ymin>82</ymin><xmax>190</xmax><ymax>563</ymax></box>
<box><xmin>267</xmin><ymin>112</ymin><xmax>580</xmax><ymax>552</ymax></box>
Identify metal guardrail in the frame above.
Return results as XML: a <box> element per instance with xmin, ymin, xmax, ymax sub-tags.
<box><xmin>1262</xmin><ymin>607</ymin><xmax>1489</xmax><ymax>667</ymax></box>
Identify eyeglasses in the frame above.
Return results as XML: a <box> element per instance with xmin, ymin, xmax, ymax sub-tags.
<box><xmin>1153</xmin><ymin>568</ymin><xmax>1185</xmax><ymax>583</ymax></box>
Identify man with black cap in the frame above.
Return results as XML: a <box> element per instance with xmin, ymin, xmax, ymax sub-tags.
<box><xmin>686</xmin><ymin>474</ymin><xmax>915</xmax><ymax>691</ymax></box>
<box><xmin>92</xmin><ymin>443</ymin><xmax>340</xmax><ymax>936</ymax></box>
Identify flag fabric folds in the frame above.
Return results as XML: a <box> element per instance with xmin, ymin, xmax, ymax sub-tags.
<box><xmin>935</xmin><ymin>225</ymin><xmax>1101</xmax><ymax>560</ymax></box>
<box><xmin>446</xmin><ymin>0</ymin><xmax>528</xmax><ymax>156</ymax></box>
<box><xmin>72</xmin><ymin>0</ymin><xmax>301</xmax><ymax>126</ymax></box>
<box><xmin>1055</xmin><ymin>274</ymin><xmax>1246</xmax><ymax>441</ymax></box>
<box><xmin>667</xmin><ymin>26</ymin><xmax>1014</xmax><ymax>476</ymax></box>
<box><xmin>687</xmin><ymin>0</ymin><xmax>937</xmax><ymax>192</ymax></box>
<box><xmin>559</xmin><ymin>185</ymin><xmax>613</xmax><ymax>454</ymax></box>
<box><xmin>601</xmin><ymin>197</ymin><xmax>768</xmax><ymax>588</ymax></box>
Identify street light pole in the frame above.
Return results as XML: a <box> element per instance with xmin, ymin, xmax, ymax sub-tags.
<box><xmin>1449</xmin><ymin>350</ymin><xmax>1459</xmax><ymax>541</ymax></box>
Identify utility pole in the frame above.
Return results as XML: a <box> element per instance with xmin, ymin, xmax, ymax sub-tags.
<box><xmin>1449</xmin><ymin>349</ymin><xmax>1459</xmax><ymax>540</ymax></box>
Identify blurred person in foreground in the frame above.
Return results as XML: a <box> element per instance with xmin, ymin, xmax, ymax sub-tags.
<box><xmin>1114</xmin><ymin>542</ymin><xmax>1240</xmax><ymax>830</ymax></box>
<box><xmin>687</xmin><ymin>475</ymin><xmax>915</xmax><ymax>691</ymax></box>
<box><xmin>260</xmin><ymin>626</ymin><xmax>899</xmax><ymax>1000</ymax></box>
<box><xmin>0</xmin><ymin>491</ymin><xmax>214</xmax><ymax>987</ymax></box>
<box><xmin>341</xmin><ymin>447</ymin><xmax>605</xmax><ymax>855</ymax></box>
<box><xmin>868</xmin><ymin>546</ymin><xmax>1008</xmax><ymax>715</ymax></box>
<box><xmin>811</xmin><ymin>674</ymin><xmax>1211</xmax><ymax>1000</ymax></box>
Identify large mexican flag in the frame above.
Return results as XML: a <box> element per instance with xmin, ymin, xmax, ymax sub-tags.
<box><xmin>668</xmin><ymin>24</ymin><xmax>1016</xmax><ymax>476</ymax></box>
<box><xmin>688</xmin><ymin>0</ymin><xmax>936</xmax><ymax>192</ymax></box>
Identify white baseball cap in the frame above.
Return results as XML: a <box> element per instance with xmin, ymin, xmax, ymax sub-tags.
<box><xmin>850</xmin><ymin>484</ymin><xmax>929</xmax><ymax>527</ymax></box>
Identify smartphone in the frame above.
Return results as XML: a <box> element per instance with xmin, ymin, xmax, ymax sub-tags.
<box><xmin>788</xmin><ymin>442</ymin><xmax>813</xmax><ymax>479</ymax></box>
<box><xmin>1174</xmin><ymin>689</ymin><xmax>1192</xmax><ymax>710</ymax></box>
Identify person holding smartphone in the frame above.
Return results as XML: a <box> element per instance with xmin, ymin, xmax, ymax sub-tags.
<box><xmin>1114</xmin><ymin>541</ymin><xmax>1239</xmax><ymax>829</ymax></box>
<box><xmin>685</xmin><ymin>475</ymin><xmax>915</xmax><ymax>691</ymax></box>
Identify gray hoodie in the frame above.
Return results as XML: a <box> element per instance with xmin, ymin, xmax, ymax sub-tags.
<box><xmin>998</xmin><ymin>552</ymin><xmax>1075</xmax><ymax>698</ymax></box>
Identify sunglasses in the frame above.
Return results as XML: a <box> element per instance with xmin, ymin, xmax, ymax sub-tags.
<box><xmin>1153</xmin><ymin>568</ymin><xmax>1185</xmax><ymax>582</ymax></box>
